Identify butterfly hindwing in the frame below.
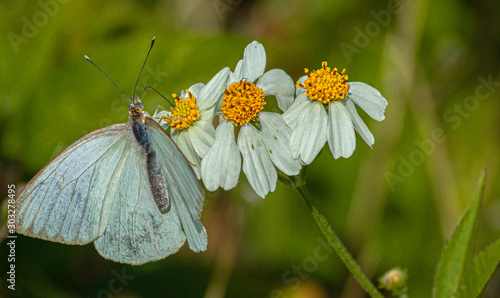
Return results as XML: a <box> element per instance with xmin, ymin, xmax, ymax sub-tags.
<box><xmin>93</xmin><ymin>133</ymin><xmax>186</xmax><ymax>265</ymax></box>
<box><xmin>146</xmin><ymin>118</ymin><xmax>208</xmax><ymax>252</ymax></box>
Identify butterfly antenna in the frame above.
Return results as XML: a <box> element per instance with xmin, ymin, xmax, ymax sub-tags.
<box><xmin>133</xmin><ymin>37</ymin><xmax>156</xmax><ymax>99</ymax></box>
<box><xmin>84</xmin><ymin>55</ymin><xmax>132</xmax><ymax>103</ymax></box>
<box><xmin>141</xmin><ymin>86</ymin><xmax>174</xmax><ymax>106</ymax></box>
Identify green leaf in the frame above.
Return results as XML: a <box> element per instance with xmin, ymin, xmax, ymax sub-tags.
<box><xmin>455</xmin><ymin>239</ymin><xmax>500</xmax><ymax>298</ymax></box>
<box><xmin>433</xmin><ymin>169</ymin><xmax>487</xmax><ymax>298</ymax></box>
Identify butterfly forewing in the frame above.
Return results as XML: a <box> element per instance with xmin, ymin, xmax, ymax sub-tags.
<box><xmin>16</xmin><ymin>124</ymin><xmax>128</xmax><ymax>244</ymax></box>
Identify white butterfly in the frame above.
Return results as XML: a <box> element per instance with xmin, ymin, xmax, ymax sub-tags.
<box><xmin>15</xmin><ymin>38</ymin><xmax>207</xmax><ymax>265</ymax></box>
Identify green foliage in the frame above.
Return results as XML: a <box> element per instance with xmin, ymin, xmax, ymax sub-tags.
<box><xmin>434</xmin><ymin>169</ymin><xmax>498</xmax><ymax>297</ymax></box>
<box><xmin>456</xmin><ymin>239</ymin><xmax>500</xmax><ymax>298</ymax></box>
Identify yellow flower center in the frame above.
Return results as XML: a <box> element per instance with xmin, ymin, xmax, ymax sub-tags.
<box><xmin>165</xmin><ymin>90</ymin><xmax>200</xmax><ymax>130</ymax></box>
<box><xmin>297</xmin><ymin>61</ymin><xmax>350</xmax><ymax>104</ymax></box>
<box><xmin>221</xmin><ymin>80</ymin><xmax>266</xmax><ymax>126</ymax></box>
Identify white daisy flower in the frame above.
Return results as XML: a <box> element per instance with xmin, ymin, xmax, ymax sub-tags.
<box><xmin>283</xmin><ymin>61</ymin><xmax>388</xmax><ymax>164</ymax></box>
<box><xmin>153</xmin><ymin>67</ymin><xmax>230</xmax><ymax>178</ymax></box>
<box><xmin>201</xmin><ymin>41</ymin><xmax>301</xmax><ymax>198</ymax></box>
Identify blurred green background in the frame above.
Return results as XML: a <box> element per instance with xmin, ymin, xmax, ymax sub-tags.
<box><xmin>1</xmin><ymin>0</ymin><xmax>499</xmax><ymax>297</ymax></box>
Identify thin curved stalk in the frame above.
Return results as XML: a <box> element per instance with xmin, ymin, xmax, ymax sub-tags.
<box><xmin>279</xmin><ymin>170</ymin><xmax>383</xmax><ymax>298</ymax></box>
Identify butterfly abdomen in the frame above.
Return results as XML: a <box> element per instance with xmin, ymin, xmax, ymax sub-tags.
<box><xmin>131</xmin><ymin>118</ymin><xmax>169</xmax><ymax>212</ymax></box>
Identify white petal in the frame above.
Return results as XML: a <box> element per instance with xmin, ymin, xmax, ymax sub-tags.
<box><xmin>189</xmin><ymin>120</ymin><xmax>216</xmax><ymax>158</ymax></box>
<box><xmin>234</xmin><ymin>59</ymin><xmax>243</xmax><ymax>80</ymax></box>
<box><xmin>259</xmin><ymin>112</ymin><xmax>301</xmax><ymax>176</ymax></box>
<box><xmin>242</xmin><ymin>41</ymin><xmax>266</xmax><ymax>83</ymax></box>
<box><xmin>201</xmin><ymin>120</ymin><xmax>241</xmax><ymax>191</ymax></box>
<box><xmin>227</xmin><ymin>71</ymin><xmax>237</xmax><ymax>87</ymax></box>
<box><xmin>197</xmin><ymin>67</ymin><xmax>230</xmax><ymax>111</ymax></box>
<box><xmin>296</xmin><ymin>75</ymin><xmax>307</xmax><ymax>96</ymax></box>
<box><xmin>290</xmin><ymin>101</ymin><xmax>328</xmax><ymax>165</ymax></box>
<box><xmin>187</xmin><ymin>83</ymin><xmax>205</xmax><ymax>99</ymax></box>
<box><xmin>327</xmin><ymin>101</ymin><xmax>356</xmax><ymax>159</ymax></box>
<box><xmin>348</xmin><ymin>82</ymin><xmax>388</xmax><ymax>122</ymax></box>
<box><xmin>237</xmin><ymin>124</ymin><xmax>277</xmax><ymax>198</ymax></box>
<box><xmin>282</xmin><ymin>93</ymin><xmax>310</xmax><ymax>130</ymax></box>
<box><xmin>256</xmin><ymin>69</ymin><xmax>295</xmax><ymax>112</ymax></box>
<box><xmin>344</xmin><ymin>99</ymin><xmax>374</xmax><ymax>148</ymax></box>
<box><xmin>198</xmin><ymin>102</ymin><xmax>216</xmax><ymax>120</ymax></box>
<box><xmin>172</xmin><ymin>130</ymin><xmax>201</xmax><ymax>178</ymax></box>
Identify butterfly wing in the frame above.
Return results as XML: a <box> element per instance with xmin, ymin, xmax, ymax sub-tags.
<box><xmin>93</xmin><ymin>131</ymin><xmax>186</xmax><ymax>265</ymax></box>
<box><xmin>17</xmin><ymin>118</ymin><xmax>203</xmax><ymax>264</ymax></box>
<box><xmin>146</xmin><ymin>118</ymin><xmax>208</xmax><ymax>252</ymax></box>
<box><xmin>16</xmin><ymin>124</ymin><xmax>129</xmax><ymax>244</ymax></box>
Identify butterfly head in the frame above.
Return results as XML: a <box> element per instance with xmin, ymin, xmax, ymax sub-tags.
<box><xmin>129</xmin><ymin>99</ymin><xmax>145</xmax><ymax>121</ymax></box>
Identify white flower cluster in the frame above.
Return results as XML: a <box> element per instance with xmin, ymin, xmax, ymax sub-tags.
<box><xmin>153</xmin><ymin>41</ymin><xmax>388</xmax><ymax>198</ymax></box>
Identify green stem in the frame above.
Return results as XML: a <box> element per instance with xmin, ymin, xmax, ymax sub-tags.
<box><xmin>279</xmin><ymin>171</ymin><xmax>383</xmax><ymax>298</ymax></box>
